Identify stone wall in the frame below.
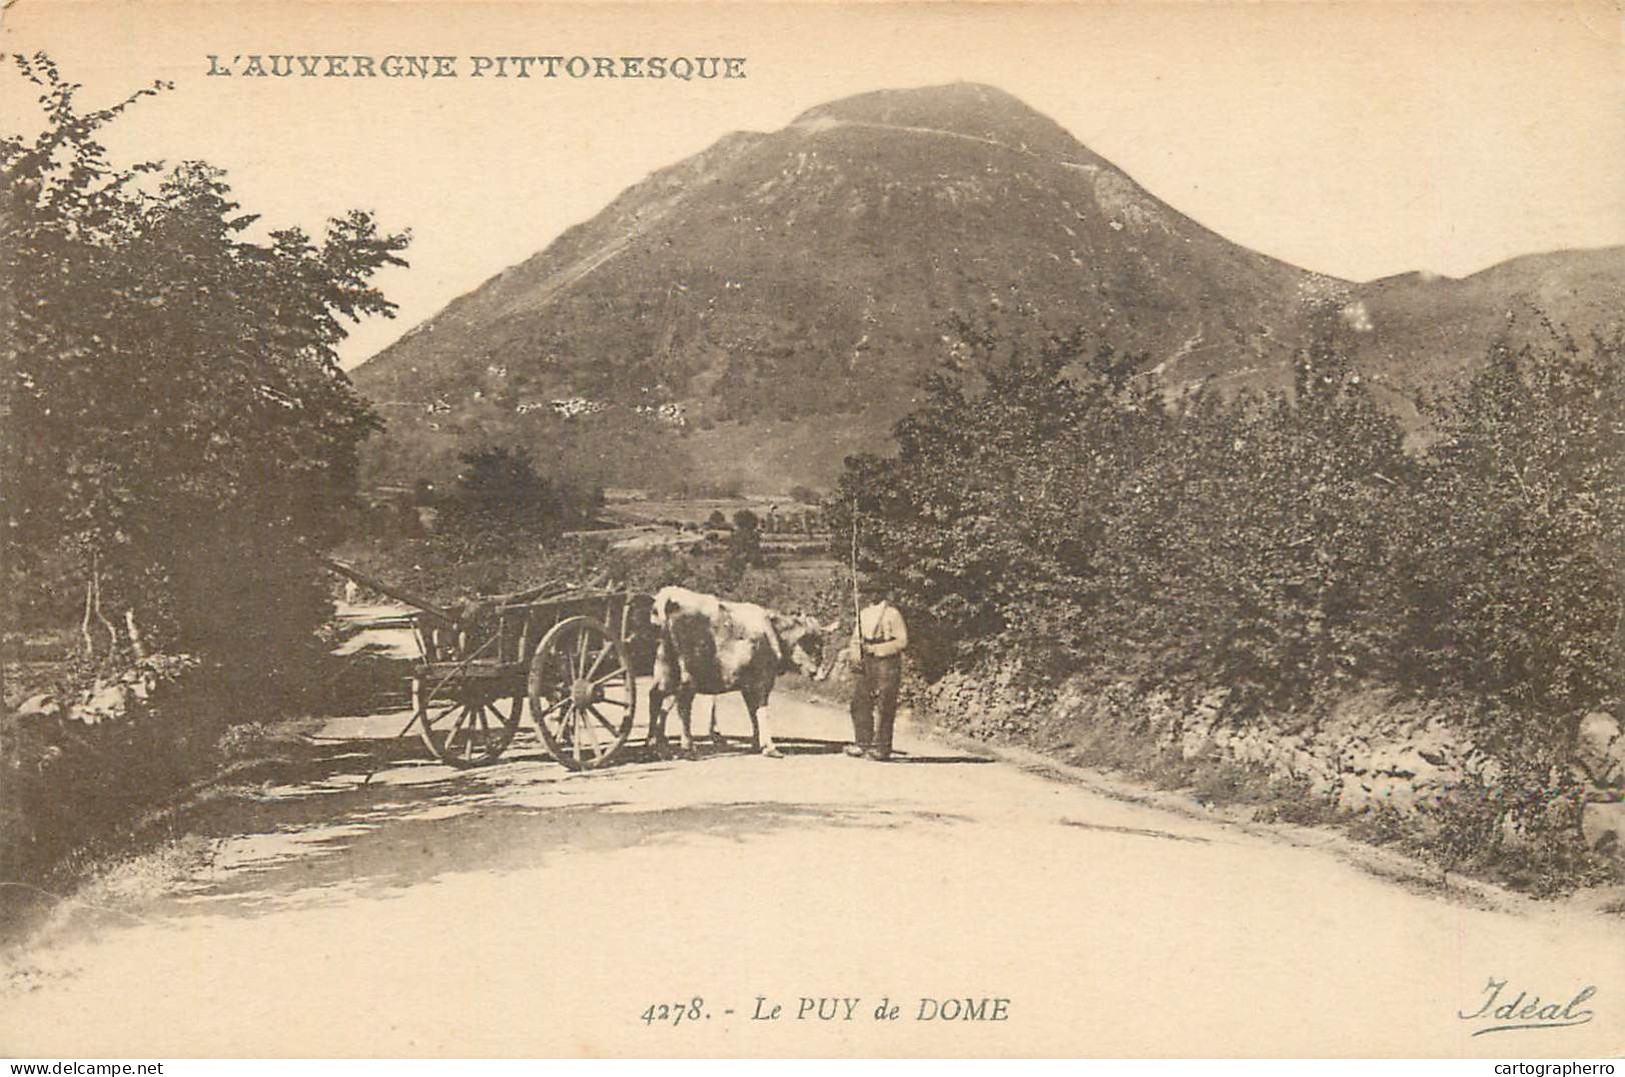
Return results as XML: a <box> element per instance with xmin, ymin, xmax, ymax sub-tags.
<box><xmin>919</xmin><ymin>663</ymin><xmax>1625</xmax><ymax>857</ymax></box>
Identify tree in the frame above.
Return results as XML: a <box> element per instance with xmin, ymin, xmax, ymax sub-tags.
<box><xmin>1398</xmin><ymin>329</ymin><xmax>1624</xmax><ymax>716</ymax></box>
<box><xmin>834</xmin><ymin>322</ymin><xmax>1160</xmax><ymax>673</ymax></box>
<box><xmin>1</xmin><ymin>54</ymin><xmax>410</xmax><ymax>675</ymax></box>
<box><xmin>435</xmin><ymin>446</ymin><xmax>602</xmax><ymax>558</ymax></box>
<box><xmin>838</xmin><ymin>299</ymin><xmax>1621</xmax><ymax>731</ymax></box>
<box><xmin>454</xmin><ymin>446</ymin><xmax>550</xmax><ymax>515</ymax></box>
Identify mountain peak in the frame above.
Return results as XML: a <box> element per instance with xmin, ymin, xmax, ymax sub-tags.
<box><xmin>352</xmin><ymin>82</ymin><xmax>1625</xmax><ymax>494</ymax></box>
<box><xmin>790</xmin><ymin>81</ymin><xmax>1105</xmax><ymax>167</ymax></box>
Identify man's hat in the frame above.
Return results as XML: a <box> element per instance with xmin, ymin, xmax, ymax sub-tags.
<box><xmin>858</xmin><ymin>575</ymin><xmax>890</xmax><ymax>597</ymax></box>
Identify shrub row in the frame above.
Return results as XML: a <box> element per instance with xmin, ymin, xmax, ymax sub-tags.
<box><xmin>836</xmin><ymin>318</ymin><xmax>1623</xmax><ymax>750</ymax></box>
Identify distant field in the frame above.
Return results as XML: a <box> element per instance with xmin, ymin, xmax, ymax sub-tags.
<box><xmin>776</xmin><ymin>557</ymin><xmax>842</xmax><ymax>580</ymax></box>
<box><xmin>602</xmin><ymin>495</ymin><xmax>825</xmax><ymax>531</ymax></box>
<box><xmin>602</xmin><ymin>497</ymin><xmax>760</xmax><ymax>526</ymax></box>
<box><xmin>585</xmin><ymin>496</ymin><xmax>837</xmax><ymax>566</ymax></box>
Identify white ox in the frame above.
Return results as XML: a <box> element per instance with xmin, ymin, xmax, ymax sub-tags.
<box><xmin>648</xmin><ymin>585</ymin><xmax>834</xmax><ymax>758</ymax></box>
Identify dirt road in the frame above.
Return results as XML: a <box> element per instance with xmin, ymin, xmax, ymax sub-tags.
<box><xmin>3</xmin><ymin>690</ymin><xmax>1622</xmax><ymax>1057</ymax></box>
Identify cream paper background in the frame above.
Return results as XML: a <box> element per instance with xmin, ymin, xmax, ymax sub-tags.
<box><xmin>1</xmin><ymin>0</ymin><xmax>1623</xmax><ymax>1059</ymax></box>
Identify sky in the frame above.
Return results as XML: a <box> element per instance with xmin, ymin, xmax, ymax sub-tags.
<box><xmin>5</xmin><ymin>1</ymin><xmax>1623</xmax><ymax>368</ymax></box>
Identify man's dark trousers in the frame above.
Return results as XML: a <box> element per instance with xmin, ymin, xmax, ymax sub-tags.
<box><xmin>850</xmin><ymin>653</ymin><xmax>903</xmax><ymax>756</ymax></box>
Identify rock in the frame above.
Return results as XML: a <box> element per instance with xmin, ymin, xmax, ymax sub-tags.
<box><xmin>1192</xmin><ymin>688</ymin><xmax>1229</xmax><ymax>724</ymax></box>
<box><xmin>1365</xmin><ymin>744</ymin><xmax>1414</xmax><ymax>777</ymax></box>
<box><xmin>1307</xmin><ymin>770</ymin><xmax>1337</xmax><ymax>799</ymax></box>
<box><xmin>1369</xmin><ymin>775</ymin><xmax>1419</xmax><ymax>813</ymax></box>
<box><xmin>1228</xmin><ymin>731</ymin><xmax>1267</xmax><ymax>766</ymax></box>
<box><xmin>1140</xmin><ymin>690</ymin><xmax>1178</xmax><ymax>739</ymax></box>
<box><xmin>1292</xmin><ymin>748</ymin><xmax>1333</xmax><ymax>787</ymax></box>
<box><xmin>1339</xmin><ymin>737</ymin><xmax>1372</xmax><ymax>770</ymax></box>
<box><xmin>1410</xmin><ymin>724</ymin><xmax>1462</xmax><ymax>766</ymax></box>
<box><xmin>1179</xmin><ymin>729</ymin><xmax>1212</xmax><ymax>761</ymax></box>
<box><xmin>1337</xmin><ymin>779</ymin><xmax>1376</xmax><ymax>813</ymax></box>
<box><xmin>1400</xmin><ymin>746</ymin><xmax>1461</xmax><ymax>790</ymax></box>
<box><xmin>1499</xmin><ymin>811</ymin><xmax>1531</xmax><ymax>851</ymax></box>
<box><xmin>1576</xmin><ymin>711</ymin><xmax>1623</xmax><ymax>787</ymax></box>
<box><xmin>14</xmin><ymin>693</ymin><xmax>62</xmax><ymax>719</ymax></box>
<box><xmin>1580</xmin><ymin>798</ymin><xmax>1625</xmax><ymax>856</ymax></box>
<box><xmin>70</xmin><ymin>682</ymin><xmax>133</xmax><ymax>725</ymax></box>
<box><xmin>1464</xmin><ymin>749</ymin><xmax>1504</xmax><ymax>786</ymax></box>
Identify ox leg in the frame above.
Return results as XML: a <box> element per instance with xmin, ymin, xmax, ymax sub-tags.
<box><xmin>745</xmin><ymin>687</ymin><xmax>781</xmax><ymax>758</ymax></box>
<box><xmin>676</xmin><ymin>690</ymin><xmax>698</xmax><ymax>758</ymax></box>
<box><xmin>648</xmin><ymin>684</ymin><xmax>672</xmax><ymax>759</ymax></box>
<box><xmin>649</xmin><ymin>639</ymin><xmax>676</xmax><ymax>759</ymax></box>
<box><xmin>706</xmin><ymin>697</ymin><xmax>727</xmax><ymax>746</ymax></box>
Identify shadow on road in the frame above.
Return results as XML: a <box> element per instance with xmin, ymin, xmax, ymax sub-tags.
<box><xmin>1059</xmin><ymin>817</ymin><xmax>1214</xmax><ymax>844</ymax></box>
<box><xmin>619</xmin><ymin>737</ymin><xmax>992</xmax><ymax>765</ymax></box>
<box><xmin>3</xmin><ymin>723</ymin><xmax>987</xmax><ymax>955</ymax></box>
<box><xmin>882</xmin><ymin>754</ymin><xmax>994</xmax><ymax>765</ymax></box>
<box><xmin>95</xmin><ymin>732</ymin><xmax>975</xmax><ymax>927</ymax></box>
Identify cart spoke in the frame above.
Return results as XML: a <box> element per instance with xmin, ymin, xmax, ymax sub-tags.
<box><xmin>526</xmin><ymin>615</ymin><xmax>636</xmax><ymax>771</ymax></box>
<box><xmin>443</xmin><ymin>703</ymin><xmax>472</xmax><ymax>749</ymax></box>
<box><xmin>422</xmin><ymin>699</ymin><xmax>461</xmax><ymax>727</ymax></box>
<box><xmin>591</xmin><ymin>666</ymin><xmax>627</xmax><ymax>689</ymax></box>
<box><xmin>584</xmin><ymin>641</ymin><xmax>614</xmax><ymax>681</ymax></box>
<box><xmin>533</xmin><ymin>695</ymin><xmax>568</xmax><ymax>729</ymax></box>
<box><xmin>582</xmin><ymin>704</ymin><xmax>606</xmax><ymax>759</ymax></box>
<box><xmin>587</xmin><ymin>704</ymin><xmax>621</xmax><ymax>742</ymax></box>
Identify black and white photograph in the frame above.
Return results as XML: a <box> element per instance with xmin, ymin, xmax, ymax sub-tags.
<box><xmin>1</xmin><ymin>0</ymin><xmax>1622</xmax><ymax>1059</ymax></box>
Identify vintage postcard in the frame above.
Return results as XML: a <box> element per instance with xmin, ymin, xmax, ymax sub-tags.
<box><xmin>2</xmin><ymin>0</ymin><xmax>1623</xmax><ymax>1060</ymax></box>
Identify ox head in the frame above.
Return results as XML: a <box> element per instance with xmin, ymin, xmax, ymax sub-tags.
<box><xmin>770</xmin><ymin>612</ymin><xmax>840</xmax><ymax>679</ymax></box>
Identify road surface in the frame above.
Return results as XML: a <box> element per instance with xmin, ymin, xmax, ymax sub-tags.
<box><xmin>2</xmin><ymin>688</ymin><xmax>1622</xmax><ymax>1057</ymax></box>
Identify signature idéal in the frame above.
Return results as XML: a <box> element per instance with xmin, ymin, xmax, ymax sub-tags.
<box><xmin>1459</xmin><ymin>979</ymin><xmax>1597</xmax><ymax>1036</ymax></box>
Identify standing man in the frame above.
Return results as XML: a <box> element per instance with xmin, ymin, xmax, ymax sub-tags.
<box><xmin>844</xmin><ymin>579</ymin><xmax>909</xmax><ymax>761</ymax></box>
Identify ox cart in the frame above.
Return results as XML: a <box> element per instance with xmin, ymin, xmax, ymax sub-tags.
<box><xmin>327</xmin><ymin>558</ymin><xmax>655</xmax><ymax>771</ymax></box>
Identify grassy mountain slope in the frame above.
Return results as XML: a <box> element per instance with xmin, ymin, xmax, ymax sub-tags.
<box><xmin>352</xmin><ymin>83</ymin><xmax>1625</xmax><ymax>492</ymax></box>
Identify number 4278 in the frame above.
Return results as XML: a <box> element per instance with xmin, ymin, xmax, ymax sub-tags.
<box><xmin>641</xmin><ymin>997</ymin><xmax>707</xmax><ymax>1025</ymax></box>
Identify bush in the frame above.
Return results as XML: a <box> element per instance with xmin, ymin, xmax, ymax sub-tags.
<box><xmin>837</xmin><ymin>313</ymin><xmax>1623</xmax><ymax>866</ymax></box>
<box><xmin>0</xmin><ymin>652</ymin><xmax>227</xmax><ymax>886</ymax></box>
<box><xmin>1395</xmin><ymin>333</ymin><xmax>1623</xmax><ymax>717</ymax></box>
<box><xmin>842</xmin><ymin>317</ymin><xmax>1620</xmax><ymax>711</ymax></box>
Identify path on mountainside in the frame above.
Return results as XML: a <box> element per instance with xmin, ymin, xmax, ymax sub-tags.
<box><xmin>2</xmin><ymin>686</ymin><xmax>1621</xmax><ymax>1057</ymax></box>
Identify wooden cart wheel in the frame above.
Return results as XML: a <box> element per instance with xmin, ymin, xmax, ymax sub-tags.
<box><xmin>413</xmin><ymin>677</ymin><xmax>524</xmax><ymax>768</ymax></box>
<box><xmin>528</xmin><ymin>615</ymin><xmax>637</xmax><ymax>770</ymax></box>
